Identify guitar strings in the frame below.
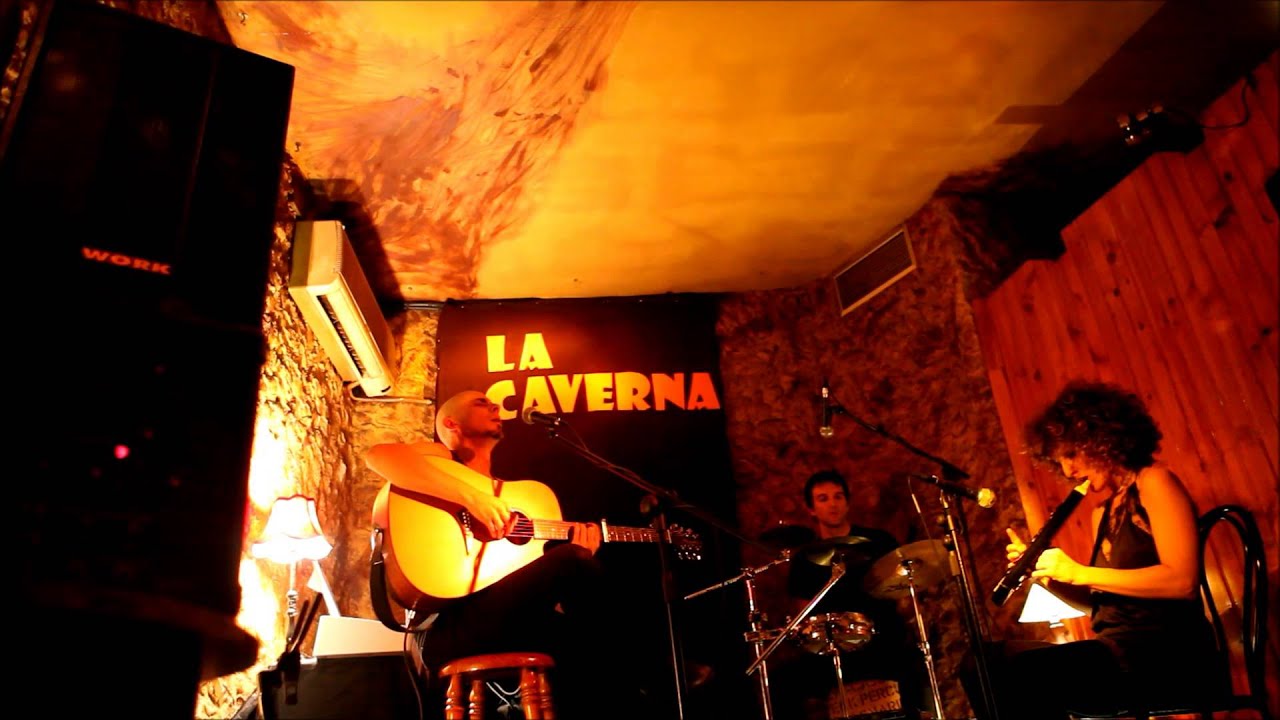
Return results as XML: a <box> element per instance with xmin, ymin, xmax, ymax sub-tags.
<box><xmin>496</xmin><ymin>516</ymin><xmax>657</xmax><ymax>540</ymax></box>
<box><xmin>498</xmin><ymin>517</ymin><xmax>572</xmax><ymax>539</ymax></box>
<box><xmin>489</xmin><ymin>517</ymin><xmax>697</xmax><ymax>556</ymax></box>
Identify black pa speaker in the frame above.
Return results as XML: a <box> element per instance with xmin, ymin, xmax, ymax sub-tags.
<box><xmin>3</xmin><ymin>1</ymin><xmax>294</xmax><ymax>714</ymax></box>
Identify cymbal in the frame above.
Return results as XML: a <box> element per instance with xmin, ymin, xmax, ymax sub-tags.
<box><xmin>862</xmin><ymin>539</ymin><xmax>951</xmax><ymax>599</ymax></box>
<box><xmin>797</xmin><ymin>535</ymin><xmax>887</xmax><ymax>567</ymax></box>
<box><xmin>759</xmin><ymin>523</ymin><xmax>813</xmax><ymax>549</ymax></box>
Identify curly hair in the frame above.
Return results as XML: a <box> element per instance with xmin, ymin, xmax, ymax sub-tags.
<box><xmin>1026</xmin><ymin>380</ymin><xmax>1162</xmax><ymax>476</ymax></box>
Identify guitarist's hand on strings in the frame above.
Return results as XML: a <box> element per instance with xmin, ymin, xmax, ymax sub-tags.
<box><xmin>569</xmin><ymin>522</ymin><xmax>602</xmax><ymax>555</ymax></box>
<box><xmin>467</xmin><ymin>491</ymin><xmax>513</xmax><ymax>539</ymax></box>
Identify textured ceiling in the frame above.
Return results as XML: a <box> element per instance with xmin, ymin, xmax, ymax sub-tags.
<box><xmin>220</xmin><ymin>0</ymin><xmax>1169</xmax><ymax>303</ymax></box>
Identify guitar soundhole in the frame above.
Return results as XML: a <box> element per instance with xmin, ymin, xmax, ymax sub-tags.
<box><xmin>506</xmin><ymin>510</ymin><xmax>531</xmax><ymax>546</ymax></box>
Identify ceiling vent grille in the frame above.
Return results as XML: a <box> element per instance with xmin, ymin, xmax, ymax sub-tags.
<box><xmin>833</xmin><ymin>226</ymin><xmax>916</xmax><ymax>315</ymax></box>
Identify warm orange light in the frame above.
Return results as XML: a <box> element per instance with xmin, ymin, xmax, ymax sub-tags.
<box><xmin>250</xmin><ymin>495</ymin><xmax>332</xmax><ymax>564</ymax></box>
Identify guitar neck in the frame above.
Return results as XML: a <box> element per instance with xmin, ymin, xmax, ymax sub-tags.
<box><xmin>522</xmin><ymin>519</ymin><xmax>658</xmax><ymax>544</ymax></box>
<box><xmin>602</xmin><ymin>521</ymin><xmax>660</xmax><ymax>544</ymax></box>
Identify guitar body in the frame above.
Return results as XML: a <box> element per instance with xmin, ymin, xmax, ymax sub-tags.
<box><xmin>383</xmin><ymin>479</ymin><xmax>562</xmax><ymax>614</ymax></box>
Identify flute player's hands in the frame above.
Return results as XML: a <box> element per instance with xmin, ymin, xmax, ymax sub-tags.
<box><xmin>1031</xmin><ymin>548</ymin><xmax>1086</xmax><ymax>585</ymax></box>
<box><xmin>1006</xmin><ymin>527</ymin><xmax>1028</xmax><ymax>567</ymax></box>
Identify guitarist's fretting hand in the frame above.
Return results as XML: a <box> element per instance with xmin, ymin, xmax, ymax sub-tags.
<box><xmin>568</xmin><ymin>522</ymin><xmax>602</xmax><ymax>555</ymax></box>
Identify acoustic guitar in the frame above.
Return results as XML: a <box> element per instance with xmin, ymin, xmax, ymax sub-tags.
<box><xmin>383</xmin><ymin>481</ymin><xmax>703</xmax><ymax>614</ymax></box>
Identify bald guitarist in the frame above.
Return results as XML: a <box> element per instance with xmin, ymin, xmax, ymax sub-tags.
<box><xmin>368</xmin><ymin>390</ymin><xmax>646</xmax><ymax>720</ymax></box>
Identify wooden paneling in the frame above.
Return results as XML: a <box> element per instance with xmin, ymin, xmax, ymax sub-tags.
<box><xmin>973</xmin><ymin>53</ymin><xmax>1279</xmax><ymax>715</ymax></box>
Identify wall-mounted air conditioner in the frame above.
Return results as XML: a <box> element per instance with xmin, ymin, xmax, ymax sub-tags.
<box><xmin>288</xmin><ymin>220</ymin><xmax>397</xmax><ymax>396</ymax></box>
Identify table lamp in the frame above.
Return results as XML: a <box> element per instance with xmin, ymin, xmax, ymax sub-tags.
<box><xmin>251</xmin><ymin>495</ymin><xmax>334</xmax><ymax>640</ymax></box>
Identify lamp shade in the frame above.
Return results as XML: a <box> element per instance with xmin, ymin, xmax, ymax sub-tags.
<box><xmin>251</xmin><ymin>495</ymin><xmax>332</xmax><ymax>563</ymax></box>
<box><xmin>1018</xmin><ymin>582</ymin><xmax>1087</xmax><ymax>624</ymax></box>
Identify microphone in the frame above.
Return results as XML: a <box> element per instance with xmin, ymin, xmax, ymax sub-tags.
<box><xmin>902</xmin><ymin>473</ymin><xmax>996</xmax><ymax>509</ymax></box>
<box><xmin>819</xmin><ymin>378</ymin><xmax>834</xmax><ymax>438</ymax></box>
<box><xmin>521</xmin><ymin>407</ymin><xmax>563</xmax><ymax>427</ymax></box>
<box><xmin>990</xmin><ymin>480</ymin><xmax>1089</xmax><ymax>606</ymax></box>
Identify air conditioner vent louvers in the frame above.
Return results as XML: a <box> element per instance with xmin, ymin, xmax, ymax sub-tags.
<box><xmin>318</xmin><ymin>292</ymin><xmax>370</xmax><ymax>377</ymax></box>
<box><xmin>288</xmin><ymin>221</ymin><xmax>397</xmax><ymax>396</ymax></box>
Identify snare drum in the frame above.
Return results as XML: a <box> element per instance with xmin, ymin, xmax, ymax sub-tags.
<box><xmin>795</xmin><ymin>611</ymin><xmax>875</xmax><ymax>654</ymax></box>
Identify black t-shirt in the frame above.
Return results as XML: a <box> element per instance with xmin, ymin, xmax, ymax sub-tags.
<box><xmin>785</xmin><ymin>525</ymin><xmax>908</xmax><ymax>648</ymax></box>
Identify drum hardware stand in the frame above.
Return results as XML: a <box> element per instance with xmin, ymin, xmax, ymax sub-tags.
<box><xmin>740</xmin><ymin>554</ymin><xmax>849</xmax><ymax>719</ymax></box>
<box><xmin>685</xmin><ymin>553</ymin><xmax>792</xmax><ymax>720</ymax></box>
<box><xmin>898</xmin><ymin>558</ymin><xmax>946</xmax><ymax>720</ymax></box>
<box><xmin>823</xmin><ymin>393</ymin><xmax>1001</xmax><ymax>720</ymax></box>
<box><xmin>746</xmin><ymin>555</ymin><xmax>847</xmax><ymax>678</ymax></box>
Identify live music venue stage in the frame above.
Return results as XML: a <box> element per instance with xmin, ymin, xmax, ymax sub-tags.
<box><xmin>7</xmin><ymin>2</ymin><xmax>1278</xmax><ymax>719</ymax></box>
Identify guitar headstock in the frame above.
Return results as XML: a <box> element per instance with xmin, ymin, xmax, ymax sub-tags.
<box><xmin>668</xmin><ymin>525</ymin><xmax>703</xmax><ymax>561</ymax></box>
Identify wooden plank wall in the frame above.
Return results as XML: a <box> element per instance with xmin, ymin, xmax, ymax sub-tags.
<box><xmin>973</xmin><ymin>52</ymin><xmax>1278</xmax><ymax>716</ymax></box>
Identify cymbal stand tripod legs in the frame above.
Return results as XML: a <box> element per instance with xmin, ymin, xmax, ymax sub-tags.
<box><xmin>743</xmin><ymin>574</ymin><xmax>775</xmax><ymax>720</ymax></box>
<box><xmin>901</xmin><ymin>559</ymin><xmax>945</xmax><ymax>719</ymax></box>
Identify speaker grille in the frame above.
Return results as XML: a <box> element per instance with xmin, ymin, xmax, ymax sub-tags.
<box><xmin>833</xmin><ymin>227</ymin><xmax>916</xmax><ymax>315</ymax></box>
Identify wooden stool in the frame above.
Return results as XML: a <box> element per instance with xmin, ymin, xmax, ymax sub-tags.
<box><xmin>439</xmin><ymin>652</ymin><xmax>556</xmax><ymax>720</ymax></box>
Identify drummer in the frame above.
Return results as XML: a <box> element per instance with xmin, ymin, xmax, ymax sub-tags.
<box><xmin>774</xmin><ymin>469</ymin><xmax>921</xmax><ymax>719</ymax></box>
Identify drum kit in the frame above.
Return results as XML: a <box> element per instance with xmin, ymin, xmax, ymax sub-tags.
<box><xmin>686</xmin><ymin>527</ymin><xmax>953</xmax><ymax>720</ymax></box>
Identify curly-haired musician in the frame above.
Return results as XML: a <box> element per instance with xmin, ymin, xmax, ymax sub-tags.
<box><xmin>991</xmin><ymin>380</ymin><xmax>1221</xmax><ymax>718</ymax></box>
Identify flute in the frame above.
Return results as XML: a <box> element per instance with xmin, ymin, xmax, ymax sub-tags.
<box><xmin>991</xmin><ymin>480</ymin><xmax>1090</xmax><ymax>607</ymax></box>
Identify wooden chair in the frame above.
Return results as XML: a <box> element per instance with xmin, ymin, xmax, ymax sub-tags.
<box><xmin>1070</xmin><ymin>504</ymin><xmax>1271</xmax><ymax>720</ymax></box>
<box><xmin>439</xmin><ymin>652</ymin><xmax>556</xmax><ymax>720</ymax></box>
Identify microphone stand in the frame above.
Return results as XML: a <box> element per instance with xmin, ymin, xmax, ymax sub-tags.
<box><xmin>826</xmin><ymin>398</ymin><xmax>1002</xmax><ymax>720</ymax></box>
<box><xmin>537</xmin><ymin>421</ymin><xmax>769</xmax><ymax>720</ymax></box>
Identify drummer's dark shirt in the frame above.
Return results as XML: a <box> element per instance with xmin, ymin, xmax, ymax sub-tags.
<box><xmin>785</xmin><ymin>525</ymin><xmax>913</xmax><ymax>670</ymax></box>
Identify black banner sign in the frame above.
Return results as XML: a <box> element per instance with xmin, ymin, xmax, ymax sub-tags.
<box><xmin>436</xmin><ymin>294</ymin><xmax>747</xmax><ymax>713</ymax></box>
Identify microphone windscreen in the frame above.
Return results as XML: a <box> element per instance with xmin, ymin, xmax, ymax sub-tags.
<box><xmin>977</xmin><ymin>488</ymin><xmax>996</xmax><ymax>509</ymax></box>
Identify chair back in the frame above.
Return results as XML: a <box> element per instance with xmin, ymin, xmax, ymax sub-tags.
<box><xmin>1197</xmin><ymin>504</ymin><xmax>1269</xmax><ymax>716</ymax></box>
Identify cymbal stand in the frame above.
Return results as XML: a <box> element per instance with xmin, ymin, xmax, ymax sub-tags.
<box><xmin>899</xmin><ymin>558</ymin><xmax>945</xmax><ymax>719</ymax></box>
<box><xmin>744</xmin><ymin>564</ymin><xmax>778</xmax><ymax>720</ymax></box>
<box><xmin>684</xmin><ymin>553</ymin><xmax>791</xmax><ymax>720</ymax></box>
<box><xmin>746</xmin><ymin>557</ymin><xmax>846</xmax><ymax>677</ymax></box>
<box><xmin>822</xmin><ymin>627</ymin><xmax>851</xmax><ymax>720</ymax></box>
